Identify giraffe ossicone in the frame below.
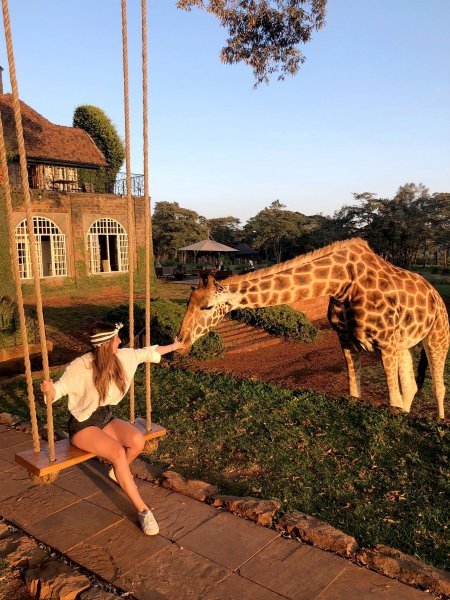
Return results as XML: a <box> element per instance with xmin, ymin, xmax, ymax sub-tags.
<box><xmin>178</xmin><ymin>238</ymin><xmax>449</xmax><ymax>419</ymax></box>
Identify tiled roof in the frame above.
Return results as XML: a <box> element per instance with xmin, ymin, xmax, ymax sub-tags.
<box><xmin>0</xmin><ymin>94</ymin><xmax>107</xmax><ymax>167</ymax></box>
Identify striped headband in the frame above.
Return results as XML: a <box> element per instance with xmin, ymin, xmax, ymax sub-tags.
<box><xmin>90</xmin><ymin>323</ymin><xmax>123</xmax><ymax>347</ymax></box>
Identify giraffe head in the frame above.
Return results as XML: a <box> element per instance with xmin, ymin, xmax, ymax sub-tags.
<box><xmin>177</xmin><ymin>274</ymin><xmax>241</xmax><ymax>353</ymax></box>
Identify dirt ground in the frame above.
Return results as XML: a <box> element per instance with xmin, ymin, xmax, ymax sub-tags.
<box><xmin>4</xmin><ymin>294</ymin><xmax>447</xmax><ymax>419</ymax></box>
<box><xmin>191</xmin><ymin>323</ymin><xmax>388</xmax><ymax>406</ymax></box>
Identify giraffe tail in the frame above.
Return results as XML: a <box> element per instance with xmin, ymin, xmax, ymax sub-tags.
<box><xmin>416</xmin><ymin>348</ymin><xmax>428</xmax><ymax>390</ymax></box>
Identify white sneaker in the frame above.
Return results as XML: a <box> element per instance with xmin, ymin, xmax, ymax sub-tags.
<box><xmin>138</xmin><ymin>509</ymin><xmax>159</xmax><ymax>535</ymax></box>
<box><xmin>108</xmin><ymin>467</ymin><xmax>118</xmax><ymax>484</ymax></box>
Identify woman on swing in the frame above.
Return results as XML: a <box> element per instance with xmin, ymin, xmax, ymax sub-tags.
<box><xmin>40</xmin><ymin>321</ymin><xmax>184</xmax><ymax>536</ymax></box>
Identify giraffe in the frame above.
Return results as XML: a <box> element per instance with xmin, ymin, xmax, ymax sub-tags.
<box><xmin>178</xmin><ymin>238</ymin><xmax>449</xmax><ymax>418</ymax></box>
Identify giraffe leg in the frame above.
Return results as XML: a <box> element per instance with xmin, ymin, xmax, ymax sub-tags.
<box><xmin>422</xmin><ymin>337</ymin><xmax>447</xmax><ymax>419</ymax></box>
<box><xmin>381</xmin><ymin>349</ymin><xmax>404</xmax><ymax>410</ymax></box>
<box><xmin>342</xmin><ymin>347</ymin><xmax>361</xmax><ymax>398</ymax></box>
<box><xmin>398</xmin><ymin>348</ymin><xmax>417</xmax><ymax>413</ymax></box>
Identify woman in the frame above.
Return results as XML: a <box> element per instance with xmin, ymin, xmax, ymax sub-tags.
<box><xmin>40</xmin><ymin>321</ymin><xmax>184</xmax><ymax>536</ymax></box>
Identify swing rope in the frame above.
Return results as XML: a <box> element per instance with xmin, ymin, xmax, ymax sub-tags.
<box><xmin>121</xmin><ymin>0</ymin><xmax>136</xmax><ymax>424</ymax></box>
<box><xmin>2</xmin><ymin>0</ymin><xmax>159</xmax><ymax>477</ymax></box>
<box><xmin>141</xmin><ymin>0</ymin><xmax>153</xmax><ymax>431</ymax></box>
<box><xmin>0</xmin><ymin>115</ymin><xmax>41</xmax><ymax>454</ymax></box>
<box><xmin>1</xmin><ymin>0</ymin><xmax>55</xmax><ymax>461</ymax></box>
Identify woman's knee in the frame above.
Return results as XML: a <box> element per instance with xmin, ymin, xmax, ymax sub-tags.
<box><xmin>108</xmin><ymin>443</ymin><xmax>127</xmax><ymax>464</ymax></box>
<box><xmin>129</xmin><ymin>431</ymin><xmax>145</xmax><ymax>453</ymax></box>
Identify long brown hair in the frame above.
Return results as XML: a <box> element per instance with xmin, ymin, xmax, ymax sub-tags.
<box><xmin>89</xmin><ymin>322</ymin><xmax>126</xmax><ymax>404</ymax></box>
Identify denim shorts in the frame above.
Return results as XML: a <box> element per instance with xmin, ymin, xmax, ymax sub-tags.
<box><xmin>68</xmin><ymin>405</ymin><xmax>114</xmax><ymax>441</ymax></box>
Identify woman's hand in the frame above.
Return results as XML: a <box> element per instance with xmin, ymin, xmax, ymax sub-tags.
<box><xmin>40</xmin><ymin>380</ymin><xmax>56</xmax><ymax>402</ymax></box>
<box><xmin>171</xmin><ymin>336</ymin><xmax>186</xmax><ymax>352</ymax></box>
<box><xmin>156</xmin><ymin>337</ymin><xmax>187</xmax><ymax>356</ymax></box>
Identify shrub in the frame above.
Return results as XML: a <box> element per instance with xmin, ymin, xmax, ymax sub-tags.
<box><xmin>0</xmin><ymin>296</ymin><xmax>39</xmax><ymax>349</ymax></box>
<box><xmin>230</xmin><ymin>305</ymin><xmax>318</xmax><ymax>343</ymax></box>
<box><xmin>106</xmin><ymin>300</ymin><xmax>224</xmax><ymax>360</ymax></box>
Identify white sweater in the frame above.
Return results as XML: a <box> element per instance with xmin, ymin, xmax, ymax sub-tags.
<box><xmin>51</xmin><ymin>346</ymin><xmax>161</xmax><ymax>422</ymax></box>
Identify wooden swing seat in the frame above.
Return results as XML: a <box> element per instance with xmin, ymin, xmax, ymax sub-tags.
<box><xmin>15</xmin><ymin>418</ymin><xmax>166</xmax><ymax>477</ymax></box>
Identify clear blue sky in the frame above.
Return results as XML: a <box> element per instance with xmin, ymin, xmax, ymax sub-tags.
<box><xmin>1</xmin><ymin>1</ymin><xmax>449</xmax><ymax>223</ymax></box>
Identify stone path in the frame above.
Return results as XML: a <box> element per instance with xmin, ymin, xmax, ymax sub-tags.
<box><xmin>0</xmin><ymin>426</ymin><xmax>431</xmax><ymax>599</ymax></box>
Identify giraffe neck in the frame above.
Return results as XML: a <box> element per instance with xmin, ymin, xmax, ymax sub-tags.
<box><xmin>226</xmin><ymin>252</ymin><xmax>352</xmax><ymax>309</ymax></box>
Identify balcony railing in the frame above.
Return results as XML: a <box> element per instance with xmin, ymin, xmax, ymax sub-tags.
<box><xmin>111</xmin><ymin>172</ymin><xmax>144</xmax><ymax>197</ymax></box>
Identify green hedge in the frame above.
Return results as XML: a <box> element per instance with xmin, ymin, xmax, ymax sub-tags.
<box><xmin>0</xmin><ymin>297</ymin><xmax>39</xmax><ymax>349</ymax></box>
<box><xmin>106</xmin><ymin>299</ymin><xmax>224</xmax><ymax>360</ymax></box>
<box><xmin>230</xmin><ymin>305</ymin><xmax>318</xmax><ymax>343</ymax></box>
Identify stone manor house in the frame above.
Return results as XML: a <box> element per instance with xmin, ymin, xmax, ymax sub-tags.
<box><xmin>0</xmin><ymin>91</ymin><xmax>148</xmax><ymax>300</ymax></box>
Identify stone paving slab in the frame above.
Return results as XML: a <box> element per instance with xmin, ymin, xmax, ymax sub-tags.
<box><xmin>0</xmin><ymin>465</ymin><xmax>34</xmax><ymax>501</ymax></box>
<box><xmin>239</xmin><ymin>536</ymin><xmax>348</xmax><ymax>600</ymax></box>
<box><xmin>68</xmin><ymin>517</ymin><xmax>171</xmax><ymax>584</ymax></box>
<box><xmin>0</xmin><ymin>479</ymin><xmax>81</xmax><ymax>527</ymax></box>
<box><xmin>0</xmin><ymin>440</ymin><xmax>30</xmax><ymax>464</ymax></box>
<box><xmin>86</xmin><ymin>474</ymin><xmax>173</xmax><ymax>519</ymax></box>
<box><xmin>54</xmin><ymin>461</ymin><xmax>120</xmax><ymax>499</ymax></box>
<box><xmin>117</xmin><ymin>543</ymin><xmax>231</xmax><ymax>600</ymax></box>
<box><xmin>316</xmin><ymin>563</ymin><xmax>429</xmax><ymax>599</ymax></box>
<box><xmin>0</xmin><ymin>429</ymin><xmax>34</xmax><ymax>449</ymax></box>
<box><xmin>26</xmin><ymin>498</ymin><xmax>124</xmax><ymax>553</ymax></box>
<box><xmin>0</xmin><ymin>455</ymin><xmax>16</xmax><ymax>473</ymax></box>
<box><xmin>178</xmin><ymin>511</ymin><xmax>280</xmax><ymax>571</ymax></box>
<box><xmin>203</xmin><ymin>573</ymin><xmax>287</xmax><ymax>599</ymax></box>
<box><xmin>144</xmin><ymin>483</ymin><xmax>218</xmax><ymax>542</ymax></box>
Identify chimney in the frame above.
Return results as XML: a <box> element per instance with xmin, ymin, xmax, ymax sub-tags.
<box><xmin>0</xmin><ymin>66</ymin><xmax>3</xmax><ymax>94</ymax></box>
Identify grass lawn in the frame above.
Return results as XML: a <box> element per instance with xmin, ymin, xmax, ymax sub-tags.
<box><xmin>1</xmin><ymin>365</ymin><xmax>448</xmax><ymax>570</ymax></box>
<box><xmin>41</xmin><ymin>280</ymin><xmax>191</xmax><ymax>335</ymax></box>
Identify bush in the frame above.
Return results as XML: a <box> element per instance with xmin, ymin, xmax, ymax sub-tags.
<box><xmin>105</xmin><ymin>299</ymin><xmax>224</xmax><ymax>360</ymax></box>
<box><xmin>0</xmin><ymin>296</ymin><xmax>39</xmax><ymax>349</ymax></box>
<box><xmin>230</xmin><ymin>305</ymin><xmax>318</xmax><ymax>343</ymax></box>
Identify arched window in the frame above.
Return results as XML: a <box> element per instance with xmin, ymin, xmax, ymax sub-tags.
<box><xmin>15</xmin><ymin>217</ymin><xmax>67</xmax><ymax>279</ymax></box>
<box><xmin>87</xmin><ymin>218</ymin><xmax>128</xmax><ymax>274</ymax></box>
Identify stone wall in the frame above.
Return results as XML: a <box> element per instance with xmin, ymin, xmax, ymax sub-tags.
<box><xmin>0</xmin><ymin>188</ymin><xmax>154</xmax><ymax>301</ymax></box>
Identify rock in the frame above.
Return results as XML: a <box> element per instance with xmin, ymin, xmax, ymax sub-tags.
<box><xmin>0</xmin><ymin>533</ymin><xmax>48</xmax><ymax>568</ymax></box>
<box><xmin>130</xmin><ymin>458</ymin><xmax>162</xmax><ymax>482</ymax></box>
<box><xmin>26</xmin><ymin>560</ymin><xmax>91</xmax><ymax>600</ymax></box>
<box><xmin>358</xmin><ymin>545</ymin><xmax>450</xmax><ymax>597</ymax></box>
<box><xmin>212</xmin><ymin>495</ymin><xmax>281</xmax><ymax>526</ymax></box>
<box><xmin>55</xmin><ymin>428</ymin><xmax>69</xmax><ymax>440</ymax></box>
<box><xmin>162</xmin><ymin>470</ymin><xmax>218</xmax><ymax>501</ymax></box>
<box><xmin>0</xmin><ymin>412</ymin><xmax>15</xmax><ymax>425</ymax></box>
<box><xmin>0</xmin><ymin>522</ymin><xmax>10</xmax><ymax>539</ymax></box>
<box><xmin>80</xmin><ymin>586</ymin><xmax>121</xmax><ymax>598</ymax></box>
<box><xmin>277</xmin><ymin>511</ymin><xmax>359</xmax><ymax>557</ymax></box>
<box><xmin>14</xmin><ymin>420</ymin><xmax>33</xmax><ymax>434</ymax></box>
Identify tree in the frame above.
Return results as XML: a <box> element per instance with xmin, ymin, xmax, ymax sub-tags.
<box><xmin>333</xmin><ymin>184</ymin><xmax>448</xmax><ymax>269</ymax></box>
<box><xmin>73</xmin><ymin>105</ymin><xmax>125</xmax><ymax>191</ymax></box>
<box><xmin>178</xmin><ymin>0</ymin><xmax>327</xmax><ymax>85</ymax></box>
<box><xmin>152</xmin><ymin>201</ymin><xmax>208</xmax><ymax>260</ymax></box>
<box><xmin>244</xmin><ymin>200</ymin><xmax>308</xmax><ymax>262</ymax></box>
<box><xmin>207</xmin><ymin>216</ymin><xmax>241</xmax><ymax>247</ymax></box>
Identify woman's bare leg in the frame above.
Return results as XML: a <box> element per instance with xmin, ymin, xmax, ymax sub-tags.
<box><xmin>102</xmin><ymin>419</ymin><xmax>145</xmax><ymax>465</ymax></box>
<box><xmin>71</xmin><ymin>426</ymin><xmax>148</xmax><ymax>513</ymax></box>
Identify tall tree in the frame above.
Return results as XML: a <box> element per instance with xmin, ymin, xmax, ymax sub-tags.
<box><xmin>207</xmin><ymin>216</ymin><xmax>241</xmax><ymax>247</ymax></box>
<box><xmin>334</xmin><ymin>184</ymin><xmax>447</xmax><ymax>269</ymax></box>
<box><xmin>178</xmin><ymin>0</ymin><xmax>327</xmax><ymax>85</ymax></box>
<box><xmin>73</xmin><ymin>105</ymin><xmax>125</xmax><ymax>192</ymax></box>
<box><xmin>152</xmin><ymin>201</ymin><xmax>208</xmax><ymax>260</ymax></box>
<box><xmin>244</xmin><ymin>200</ymin><xmax>307</xmax><ymax>262</ymax></box>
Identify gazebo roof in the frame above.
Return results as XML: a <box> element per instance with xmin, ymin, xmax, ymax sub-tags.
<box><xmin>178</xmin><ymin>239</ymin><xmax>238</xmax><ymax>252</ymax></box>
<box><xmin>233</xmin><ymin>243</ymin><xmax>258</xmax><ymax>256</ymax></box>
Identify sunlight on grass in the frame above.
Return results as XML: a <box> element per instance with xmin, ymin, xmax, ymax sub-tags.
<box><xmin>3</xmin><ymin>364</ymin><xmax>446</xmax><ymax>569</ymax></box>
